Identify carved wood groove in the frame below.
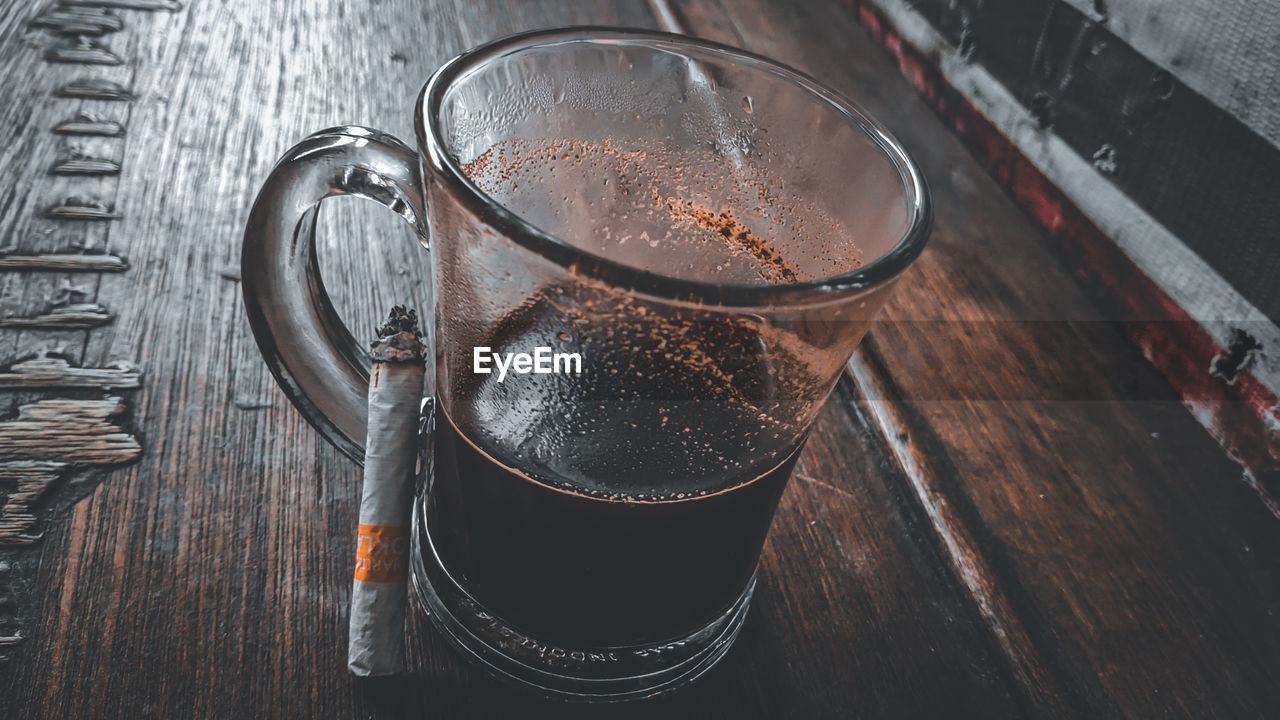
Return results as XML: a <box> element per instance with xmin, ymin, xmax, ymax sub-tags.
<box><xmin>0</xmin><ymin>253</ymin><xmax>127</xmax><ymax>272</ymax></box>
<box><xmin>52</xmin><ymin>117</ymin><xmax>124</xmax><ymax>136</ymax></box>
<box><xmin>50</xmin><ymin>157</ymin><xmax>120</xmax><ymax>176</ymax></box>
<box><xmin>45</xmin><ymin>201</ymin><xmax>120</xmax><ymax>220</ymax></box>
<box><xmin>0</xmin><ymin>304</ymin><xmax>112</xmax><ymax>329</ymax></box>
<box><xmin>63</xmin><ymin>0</ymin><xmax>183</xmax><ymax>11</ymax></box>
<box><xmin>45</xmin><ymin>41</ymin><xmax>122</xmax><ymax>65</ymax></box>
<box><xmin>55</xmin><ymin>78</ymin><xmax>133</xmax><ymax>101</ymax></box>
<box><xmin>31</xmin><ymin>8</ymin><xmax>124</xmax><ymax>35</ymax></box>
<box><xmin>0</xmin><ymin>357</ymin><xmax>140</xmax><ymax>391</ymax></box>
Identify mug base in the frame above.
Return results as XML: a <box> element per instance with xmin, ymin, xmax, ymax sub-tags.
<box><xmin>409</xmin><ymin>499</ymin><xmax>753</xmax><ymax>703</ymax></box>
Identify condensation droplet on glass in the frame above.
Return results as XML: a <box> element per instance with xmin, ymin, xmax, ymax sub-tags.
<box><xmin>742</xmin><ymin>95</ymin><xmax>754</xmax><ymax>114</ymax></box>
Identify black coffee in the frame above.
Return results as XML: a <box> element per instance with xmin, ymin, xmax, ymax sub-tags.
<box><xmin>426</xmin><ymin>406</ymin><xmax>798</xmax><ymax>648</ymax></box>
<box><xmin>422</xmin><ymin>294</ymin><xmax>814</xmax><ymax>648</ymax></box>
<box><xmin>424</xmin><ymin>136</ymin><xmax>833</xmax><ymax>648</ymax></box>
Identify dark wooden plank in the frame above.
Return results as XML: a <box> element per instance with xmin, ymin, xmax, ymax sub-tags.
<box><xmin>671</xmin><ymin>0</ymin><xmax>1280</xmax><ymax>716</ymax></box>
<box><xmin>3</xmin><ymin>0</ymin><xmax>1022</xmax><ymax>718</ymax></box>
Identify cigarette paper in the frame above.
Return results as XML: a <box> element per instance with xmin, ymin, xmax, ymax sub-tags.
<box><xmin>348</xmin><ymin>306</ymin><xmax>425</xmax><ymax>676</ymax></box>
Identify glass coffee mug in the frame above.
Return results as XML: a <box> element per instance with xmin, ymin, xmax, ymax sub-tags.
<box><xmin>242</xmin><ymin>28</ymin><xmax>930</xmax><ymax>700</ymax></box>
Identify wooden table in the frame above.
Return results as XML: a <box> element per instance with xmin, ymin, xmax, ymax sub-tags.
<box><xmin>2</xmin><ymin>0</ymin><xmax>1277</xmax><ymax>717</ymax></box>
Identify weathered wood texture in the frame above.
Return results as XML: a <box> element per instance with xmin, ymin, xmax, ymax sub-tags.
<box><xmin>0</xmin><ymin>0</ymin><xmax>145</xmax><ymax>671</ymax></box>
<box><xmin>0</xmin><ymin>0</ymin><xmax>1276</xmax><ymax>718</ymax></box>
<box><xmin>31</xmin><ymin>7</ymin><xmax>126</xmax><ymax>36</ymax></box>
<box><xmin>0</xmin><ymin>357</ymin><xmax>138</xmax><ymax>390</ymax></box>
<box><xmin>0</xmin><ymin>0</ymin><xmax>136</xmax><ymax>398</ymax></box>
<box><xmin>0</xmin><ymin>463</ymin><xmax>67</xmax><ymax>546</ymax></box>
<box><xmin>0</xmin><ymin>397</ymin><xmax>139</xmax><ymax>463</ymax></box>
<box><xmin>0</xmin><ymin>395</ymin><xmax>140</xmax><ymax>545</ymax></box>
<box><xmin>0</xmin><ymin>392</ymin><xmax>139</xmax><ymax>658</ymax></box>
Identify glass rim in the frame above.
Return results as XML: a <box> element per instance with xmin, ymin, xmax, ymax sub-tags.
<box><xmin>416</xmin><ymin>26</ymin><xmax>932</xmax><ymax>307</ymax></box>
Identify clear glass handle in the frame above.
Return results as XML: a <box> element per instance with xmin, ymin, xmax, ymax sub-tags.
<box><xmin>241</xmin><ymin>126</ymin><xmax>426</xmax><ymax>463</ymax></box>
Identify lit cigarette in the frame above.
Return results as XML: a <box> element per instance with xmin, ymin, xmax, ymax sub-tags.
<box><xmin>348</xmin><ymin>306</ymin><xmax>425</xmax><ymax>676</ymax></box>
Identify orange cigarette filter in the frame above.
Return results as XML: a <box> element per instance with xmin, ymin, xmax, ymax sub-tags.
<box><xmin>353</xmin><ymin>523</ymin><xmax>409</xmax><ymax>584</ymax></box>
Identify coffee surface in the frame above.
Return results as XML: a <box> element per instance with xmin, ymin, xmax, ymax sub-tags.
<box><xmin>446</xmin><ymin>290</ymin><xmax>820</xmax><ymax>500</ymax></box>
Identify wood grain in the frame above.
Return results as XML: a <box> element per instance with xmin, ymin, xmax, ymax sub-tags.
<box><xmin>52</xmin><ymin>117</ymin><xmax>125</xmax><ymax>136</ymax></box>
<box><xmin>44</xmin><ymin>40</ymin><xmax>123</xmax><ymax>66</ymax></box>
<box><xmin>51</xmin><ymin>157</ymin><xmax>121</xmax><ymax>176</ymax></box>
<box><xmin>54</xmin><ymin>77</ymin><xmax>132</xmax><ymax>101</ymax></box>
<box><xmin>63</xmin><ymin>0</ymin><xmax>182</xmax><ymax>11</ymax></box>
<box><xmin>860</xmin><ymin>0</ymin><xmax>1280</xmax><ymax>384</ymax></box>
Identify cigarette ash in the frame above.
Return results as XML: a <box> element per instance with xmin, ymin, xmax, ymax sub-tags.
<box><xmin>369</xmin><ymin>305</ymin><xmax>425</xmax><ymax>363</ymax></box>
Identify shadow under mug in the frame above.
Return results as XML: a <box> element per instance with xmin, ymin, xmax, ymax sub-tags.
<box><xmin>242</xmin><ymin>27</ymin><xmax>930</xmax><ymax>701</ymax></box>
